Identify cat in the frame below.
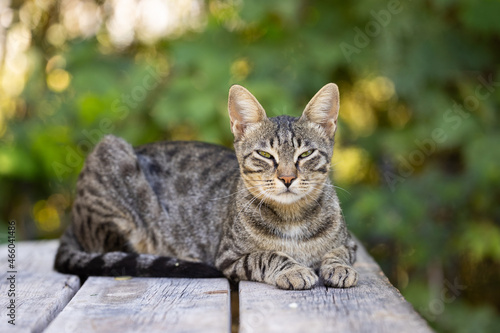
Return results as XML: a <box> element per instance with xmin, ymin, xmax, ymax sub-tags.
<box><xmin>54</xmin><ymin>83</ymin><xmax>358</xmax><ymax>290</ymax></box>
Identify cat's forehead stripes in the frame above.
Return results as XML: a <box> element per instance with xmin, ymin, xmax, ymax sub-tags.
<box><xmin>292</xmin><ymin>137</ymin><xmax>303</xmax><ymax>149</ymax></box>
<box><xmin>271</xmin><ymin>115</ymin><xmax>299</xmax><ymax>148</ymax></box>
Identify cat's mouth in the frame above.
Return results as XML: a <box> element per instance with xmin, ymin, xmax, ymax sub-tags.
<box><xmin>272</xmin><ymin>189</ymin><xmax>303</xmax><ymax>204</ymax></box>
<box><xmin>277</xmin><ymin>186</ymin><xmax>296</xmax><ymax>195</ymax></box>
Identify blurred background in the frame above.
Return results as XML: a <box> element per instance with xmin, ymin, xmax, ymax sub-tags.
<box><xmin>0</xmin><ymin>0</ymin><xmax>499</xmax><ymax>331</ymax></box>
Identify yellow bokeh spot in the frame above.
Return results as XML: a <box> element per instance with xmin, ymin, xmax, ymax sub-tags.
<box><xmin>47</xmin><ymin>69</ymin><xmax>71</xmax><ymax>92</ymax></box>
<box><xmin>209</xmin><ymin>0</ymin><xmax>243</xmax><ymax>30</ymax></box>
<box><xmin>362</xmin><ymin>76</ymin><xmax>395</xmax><ymax>102</ymax></box>
<box><xmin>1</xmin><ymin>98</ymin><xmax>16</xmax><ymax>119</ymax></box>
<box><xmin>231</xmin><ymin>58</ymin><xmax>251</xmax><ymax>81</ymax></box>
<box><xmin>333</xmin><ymin>146</ymin><xmax>369</xmax><ymax>184</ymax></box>
<box><xmin>46</xmin><ymin>24</ymin><xmax>67</xmax><ymax>47</ymax></box>
<box><xmin>96</xmin><ymin>31</ymin><xmax>112</xmax><ymax>49</ymax></box>
<box><xmin>33</xmin><ymin>200</ymin><xmax>46</xmax><ymax>215</ymax></box>
<box><xmin>33</xmin><ymin>200</ymin><xmax>61</xmax><ymax>232</ymax></box>
<box><xmin>340</xmin><ymin>96</ymin><xmax>376</xmax><ymax>137</ymax></box>
<box><xmin>0</xmin><ymin>151</ymin><xmax>13</xmax><ymax>174</ymax></box>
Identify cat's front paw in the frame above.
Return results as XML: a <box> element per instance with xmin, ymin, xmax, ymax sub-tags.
<box><xmin>275</xmin><ymin>265</ymin><xmax>319</xmax><ymax>290</ymax></box>
<box><xmin>320</xmin><ymin>264</ymin><xmax>358</xmax><ymax>288</ymax></box>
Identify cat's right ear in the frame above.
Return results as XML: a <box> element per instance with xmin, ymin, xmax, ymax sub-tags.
<box><xmin>228</xmin><ymin>85</ymin><xmax>267</xmax><ymax>140</ymax></box>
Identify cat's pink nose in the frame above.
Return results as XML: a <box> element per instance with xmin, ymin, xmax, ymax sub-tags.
<box><xmin>279</xmin><ymin>175</ymin><xmax>296</xmax><ymax>188</ymax></box>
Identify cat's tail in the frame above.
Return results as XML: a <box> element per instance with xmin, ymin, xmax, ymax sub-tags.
<box><xmin>53</xmin><ymin>227</ymin><xmax>224</xmax><ymax>279</ymax></box>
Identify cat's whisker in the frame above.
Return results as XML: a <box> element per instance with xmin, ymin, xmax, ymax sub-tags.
<box><xmin>302</xmin><ymin>181</ymin><xmax>351</xmax><ymax>196</ymax></box>
<box><xmin>245</xmin><ymin>179</ymin><xmax>274</xmax><ymax>183</ymax></box>
<box><xmin>235</xmin><ymin>190</ymin><xmax>267</xmax><ymax>221</ymax></box>
<box><xmin>302</xmin><ymin>183</ymin><xmax>338</xmax><ymax>203</ymax></box>
<box><xmin>303</xmin><ymin>191</ymin><xmax>321</xmax><ymax>208</ymax></box>
<box><xmin>257</xmin><ymin>189</ymin><xmax>272</xmax><ymax>220</ymax></box>
<box><xmin>332</xmin><ymin>185</ymin><xmax>351</xmax><ymax>196</ymax></box>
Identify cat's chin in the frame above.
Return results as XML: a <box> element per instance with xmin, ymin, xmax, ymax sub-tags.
<box><xmin>271</xmin><ymin>191</ymin><xmax>305</xmax><ymax>205</ymax></box>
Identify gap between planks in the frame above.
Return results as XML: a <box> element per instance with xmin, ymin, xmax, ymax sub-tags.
<box><xmin>0</xmin><ymin>239</ymin><xmax>432</xmax><ymax>333</ymax></box>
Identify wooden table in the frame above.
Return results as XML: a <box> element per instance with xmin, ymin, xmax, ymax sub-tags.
<box><xmin>0</xmin><ymin>240</ymin><xmax>432</xmax><ymax>333</ymax></box>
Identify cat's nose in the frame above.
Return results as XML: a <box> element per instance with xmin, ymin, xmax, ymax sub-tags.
<box><xmin>279</xmin><ymin>175</ymin><xmax>297</xmax><ymax>188</ymax></box>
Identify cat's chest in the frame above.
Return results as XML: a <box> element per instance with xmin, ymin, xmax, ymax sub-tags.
<box><xmin>256</xmin><ymin>225</ymin><xmax>335</xmax><ymax>268</ymax></box>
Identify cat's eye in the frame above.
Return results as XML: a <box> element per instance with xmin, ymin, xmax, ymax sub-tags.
<box><xmin>257</xmin><ymin>150</ymin><xmax>273</xmax><ymax>159</ymax></box>
<box><xmin>299</xmin><ymin>150</ymin><xmax>314</xmax><ymax>158</ymax></box>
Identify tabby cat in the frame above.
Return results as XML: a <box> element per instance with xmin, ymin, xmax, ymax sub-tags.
<box><xmin>54</xmin><ymin>83</ymin><xmax>358</xmax><ymax>290</ymax></box>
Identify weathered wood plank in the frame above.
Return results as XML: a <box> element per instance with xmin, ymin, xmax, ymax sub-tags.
<box><xmin>238</xmin><ymin>241</ymin><xmax>433</xmax><ymax>333</ymax></box>
<box><xmin>45</xmin><ymin>277</ymin><xmax>231</xmax><ymax>333</ymax></box>
<box><xmin>0</xmin><ymin>240</ymin><xmax>80</xmax><ymax>333</ymax></box>
<box><xmin>0</xmin><ymin>240</ymin><xmax>60</xmax><ymax>274</ymax></box>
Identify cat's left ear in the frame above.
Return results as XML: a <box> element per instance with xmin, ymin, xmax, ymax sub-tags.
<box><xmin>228</xmin><ymin>85</ymin><xmax>267</xmax><ymax>140</ymax></box>
<box><xmin>300</xmin><ymin>83</ymin><xmax>340</xmax><ymax>138</ymax></box>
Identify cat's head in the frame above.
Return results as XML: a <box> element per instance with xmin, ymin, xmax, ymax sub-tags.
<box><xmin>228</xmin><ymin>83</ymin><xmax>339</xmax><ymax>206</ymax></box>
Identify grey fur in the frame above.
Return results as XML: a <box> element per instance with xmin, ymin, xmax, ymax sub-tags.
<box><xmin>54</xmin><ymin>83</ymin><xmax>358</xmax><ymax>289</ymax></box>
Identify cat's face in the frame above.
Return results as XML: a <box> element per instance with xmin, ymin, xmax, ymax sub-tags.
<box><xmin>228</xmin><ymin>84</ymin><xmax>339</xmax><ymax>205</ymax></box>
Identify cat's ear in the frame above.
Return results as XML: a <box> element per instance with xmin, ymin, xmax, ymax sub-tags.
<box><xmin>300</xmin><ymin>83</ymin><xmax>340</xmax><ymax>138</ymax></box>
<box><xmin>228</xmin><ymin>85</ymin><xmax>267</xmax><ymax>140</ymax></box>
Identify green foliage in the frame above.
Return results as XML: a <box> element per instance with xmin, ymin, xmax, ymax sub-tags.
<box><xmin>0</xmin><ymin>1</ymin><xmax>499</xmax><ymax>331</ymax></box>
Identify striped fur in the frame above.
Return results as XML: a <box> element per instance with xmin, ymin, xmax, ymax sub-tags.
<box><xmin>54</xmin><ymin>83</ymin><xmax>358</xmax><ymax>289</ymax></box>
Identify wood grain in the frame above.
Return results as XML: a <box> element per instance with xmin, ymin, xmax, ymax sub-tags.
<box><xmin>238</xmin><ymin>241</ymin><xmax>433</xmax><ymax>333</ymax></box>
<box><xmin>0</xmin><ymin>240</ymin><xmax>80</xmax><ymax>333</ymax></box>
<box><xmin>0</xmin><ymin>239</ymin><xmax>432</xmax><ymax>333</ymax></box>
<box><xmin>44</xmin><ymin>277</ymin><xmax>231</xmax><ymax>333</ymax></box>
